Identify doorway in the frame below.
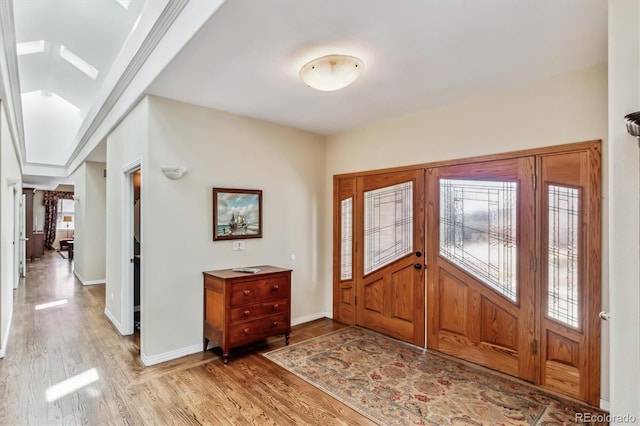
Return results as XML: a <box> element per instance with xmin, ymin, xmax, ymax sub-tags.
<box><xmin>132</xmin><ymin>170</ymin><xmax>141</xmax><ymax>337</ymax></box>
<box><xmin>121</xmin><ymin>161</ymin><xmax>141</xmax><ymax>346</ymax></box>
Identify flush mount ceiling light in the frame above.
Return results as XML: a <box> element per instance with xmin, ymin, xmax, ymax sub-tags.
<box><xmin>299</xmin><ymin>54</ymin><xmax>364</xmax><ymax>91</ymax></box>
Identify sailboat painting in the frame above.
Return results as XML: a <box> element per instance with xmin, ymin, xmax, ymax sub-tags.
<box><xmin>213</xmin><ymin>188</ymin><xmax>262</xmax><ymax>240</ymax></box>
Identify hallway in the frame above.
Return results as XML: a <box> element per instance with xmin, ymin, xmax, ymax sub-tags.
<box><xmin>0</xmin><ymin>251</ymin><xmax>361</xmax><ymax>425</ymax></box>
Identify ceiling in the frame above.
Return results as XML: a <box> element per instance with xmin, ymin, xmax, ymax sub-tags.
<box><xmin>6</xmin><ymin>0</ymin><xmax>607</xmax><ymax>188</ymax></box>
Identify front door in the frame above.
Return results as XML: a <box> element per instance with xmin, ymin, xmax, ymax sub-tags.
<box><xmin>356</xmin><ymin>169</ymin><xmax>425</xmax><ymax>346</ymax></box>
<box><xmin>426</xmin><ymin>157</ymin><xmax>537</xmax><ymax>382</ymax></box>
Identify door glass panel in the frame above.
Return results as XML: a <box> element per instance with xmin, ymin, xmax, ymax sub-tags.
<box><xmin>341</xmin><ymin>197</ymin><xmax>353</xmax><ymax>280</ymax></box>
<box><xmin>440</xmin><ymin>179</ymin><xmax>518</xmax><ymax>301</ymax></box>
<box><xmin>364</xmin><ymin>181</ymin><xmax>413</xmax><ymax>274</ymax></box>
<box><xmin>547</xmin><ymin>185</ymin><xmax>579</xmax><ymax>327</ymax></box>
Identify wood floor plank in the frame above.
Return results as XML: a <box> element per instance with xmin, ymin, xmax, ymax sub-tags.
<box><xmin>0</xmin><ymin>251</ymin><xmax>373</xmax><ymax>425</ymax></box>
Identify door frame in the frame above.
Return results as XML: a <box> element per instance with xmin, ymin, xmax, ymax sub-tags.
<box><xmin>121</xmin><ymin>159</ymin><xmax>142</xmax><ymax>344</ymax></box>
<box><xmin>332</xmin><ymin>140</ymin><xmax>602</xmax><ymax>405</ymax></box>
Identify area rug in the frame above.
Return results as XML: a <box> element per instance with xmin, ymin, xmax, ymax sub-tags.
<box><xmin>264</xmin><ymin>327</ymin><xmax>605</xmax><ymax>425</ymax></box>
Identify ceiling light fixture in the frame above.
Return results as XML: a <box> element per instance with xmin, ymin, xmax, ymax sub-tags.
<box><xmin>16</xmin><ymin>40</ymin><xmax>45</xmax><ymax>56</ymax></box>
<box><xmin>59</xmin><ymin>45</ymin><xmax>99</xmax><ymax>80</ymax></box>
<box><xmin>299</xmin><ymin>54</ymin><xmax>364</xmax><ymax>92</ymax></box>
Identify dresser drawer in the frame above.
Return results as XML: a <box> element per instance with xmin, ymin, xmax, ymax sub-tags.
<box><xmin>230</xmin><ymin>299</ymin><xmax>289</xmax><ymax>323</ymax></box>
<box><xmin>230</xmin><ymin>276</ymin><xmax>289</xmax><ymax>306</ymax></box>
<box><xmin>229</xmin><ymin>313</ymin><xmax>289</xmax><ymax>346</ymax></box>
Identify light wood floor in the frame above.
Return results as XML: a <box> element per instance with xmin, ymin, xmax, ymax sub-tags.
<box><xmin>0</xmin><ymin>251</ymin><xmax>372</xmax><ymax>425</ymax></box>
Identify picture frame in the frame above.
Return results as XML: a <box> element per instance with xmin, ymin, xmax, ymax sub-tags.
<box><xmin>213</xmin><ymin>188</ymin><xmax>262</xmax><ymax>241</ymax></box>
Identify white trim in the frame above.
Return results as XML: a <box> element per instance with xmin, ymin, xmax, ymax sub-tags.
<box><xmin>73</xmin><ymin>269</ymin><xmax>105</xmax><ymax>286</ymax></box>
<box><xmin>600</xmin><ymin>399</ymin><xmax>610</xmax><ymax>412</ymax></box>
<box><xmin>141</xmin><ymin>343</ymin><xmax>201</xmax><ymax>366</ymax></box>
<box><xmin>291</xmin><ymin>311</ymin><xmax>331</xmax><ymax>326</ymax></box>
<box><xmin>104</xmin><ymin>307</ymin><xmax>126</xmax><ymax>335</ymax></box>
<box><xmin>0</xmin><ymin>0</ymin><xmax>26</xmax><ymax>168</ymax></box>
<box><xmin>0</xmin><ymin>306</ymin><xmax>13</xmax><ymax>358</ymax></box>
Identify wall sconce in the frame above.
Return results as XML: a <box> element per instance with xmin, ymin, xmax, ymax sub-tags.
<box><xmin>161</xmin><ymin>166</ymin><xmax>187</xmax><ymax>179</ymax></box>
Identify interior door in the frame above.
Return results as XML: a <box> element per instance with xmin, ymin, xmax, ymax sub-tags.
<box><xmin>356</xmin><ymin>169</ymin><xmax>425</xmax><ymax>346</ymax></box>
<box><xmin>426</xmin><ymin>158</ymin><xmax>536</xmax><ymax>382</ymax></box>
<box><xmin>538</xmin><ymin>149</ymin><xmax>601</xmax><ymax>405</ymax></box>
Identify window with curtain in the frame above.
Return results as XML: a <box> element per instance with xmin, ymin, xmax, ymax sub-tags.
<box><xmin>56</xmin><ymin>199</ymin><xmax>75</xmax><ymax>231</ymax></box>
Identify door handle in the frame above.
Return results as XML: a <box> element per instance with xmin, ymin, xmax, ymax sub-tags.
<box><xmin>415</xmin><ymin>251</ymin><xmax>422</xmax><ymax>257</ymax></box>
<box><xmin>414</xmin><ymin>263</ymin><xmax>422</xmax><ymax>270</ymax></box>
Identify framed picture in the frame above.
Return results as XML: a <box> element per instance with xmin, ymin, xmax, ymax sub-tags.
<box><xmin>213</xmin><ymin>188</ymin><xmax>262</xmax><ymax>241</ymax></box>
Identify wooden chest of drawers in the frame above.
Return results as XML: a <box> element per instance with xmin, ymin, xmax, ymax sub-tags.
<box><xmin>203</xmin><ymin>265</ymin><xmax>292</xmax><ymax>364</ymax></box>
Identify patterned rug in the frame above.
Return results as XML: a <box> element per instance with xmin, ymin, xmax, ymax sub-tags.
<box><xmin>264</xmin><ymin>327</ymin><xmax>605</xmax><ymax>425</ymax></box>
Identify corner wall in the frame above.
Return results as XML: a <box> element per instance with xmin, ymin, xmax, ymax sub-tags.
<box><xmin>105</xmin><ymin>97</ymin><xmax>148</xmax><ymax>333</ymax></box>
<box><xmin>105</xmin><ymin>95</ymin><xmax>327</xmax><ymax>362</ymax></box>
<box><xmin>73</xmin><ymin>161</ymin><xmax>107</xmax><ymax>284</ymax></box>
<box><xmin>325</xmin><ymin>64</ymin><xmax>609</xmax><ymax>402</ymax></box>
<box><xmin>0</xmin><ymin>101</ymin><xmax>22</xmax><ymax>358</ymax></box>
<box><xmin>608</xmin><ymin>0</ymin><xmax>640</xmax><ymax>420</ymax></box>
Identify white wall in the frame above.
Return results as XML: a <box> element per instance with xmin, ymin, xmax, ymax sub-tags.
<box><xmin>105</xmin><ymin>97</ymin><xmax>148</xmax><ymax>332</ymax></box>
<box><xmin>0</xmin><ymin>101</ymin><xmax>22</xmax><ymax>358</ymax></box>
<box><xmin>105</xmin><ymin>95</ymin><xmax>327</xmax><ymax>362</ymax></box>
<box><xmin>325</xmin><ymin>64</ymin><xmax>610</xmax><ymax>402</ymax></box>
<box><xmin>143</xmin><ymin>95</ymin><xmax>326</xmax><ymax>360</ymax></box>
<box><xmin>608</xmin><ymin>1</ymin><xmax>640</xmax><ymax>422</ymax></box>
<box><xmin>73</xmin><ymin>161</ymin><xmax>107</xmax><ymax>285</ymax></box>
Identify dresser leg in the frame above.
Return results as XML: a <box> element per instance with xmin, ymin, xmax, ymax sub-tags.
<box><xmin>223</xmin><ymin>352</ymin><xmax>229</xmax><ymax>365</ymax></box>
<box><xmin>285</xmin><ymin>333</ymin><xmax>290</xmax><ymax>345</ymax></box>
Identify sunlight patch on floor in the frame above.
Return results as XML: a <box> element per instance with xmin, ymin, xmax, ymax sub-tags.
<box><xmin>35</xmin><ymin>299</ymin><xmax>68</xmax><ymax>310</ymax></box>
<box><xmin>45</xmin><ymin>368</ymin><xmax>100</xmax><ymax>402</ymax></box>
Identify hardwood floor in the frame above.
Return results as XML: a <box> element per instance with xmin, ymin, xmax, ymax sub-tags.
<box><xmin>0</xmin><ymin>251</ymin><xmax>373</xmax><ymax>425</ymax></box>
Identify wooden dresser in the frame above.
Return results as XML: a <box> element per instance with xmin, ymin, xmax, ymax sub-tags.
<box><xmin>203</xmin><ymin>265</ymin><xmax>291</xmax><ymax>364</ymax></box>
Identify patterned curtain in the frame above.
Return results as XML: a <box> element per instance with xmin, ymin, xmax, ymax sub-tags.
<box><xmin>43</xmin><ymin>191</ymin><xmax>74</xmax><ymax>250</ymax></box>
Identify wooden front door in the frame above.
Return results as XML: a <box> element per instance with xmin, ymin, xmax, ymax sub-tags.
<box><xmin>426</xmin><ymin>158</ymin><xmax>537</xmax><ymax>382</ymax></box>
<box><xmin>356</xmin><ymin>169</ymin><xmax>426</xmax><ymax>346</ymax></box>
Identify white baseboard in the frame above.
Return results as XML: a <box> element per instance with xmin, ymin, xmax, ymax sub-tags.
<box><xmin>74</xmin><ymin>270</ymin><xmax>106</xmax><ymax>286</ymax></box>
<box><xmin>291</xmin><ymin>311</ymin><xmax>331</xmax><ymax>326</ymax></box>
<box><xmin>141</xmin><ymin>343</ymin><xmax>202</xmax><ymax>367</ymax></box>
<box><xmin>0</xmin><ymin>307</ymin><xmax>13</xmax><ymax>358</ymax></box>
<box><xmin>600</xmin><ymin>399</ymin><xmax>610</xmax><ymax>411</ymax></box>
<box><xmin>104</xmin><ymin>308</ymin><xmax>126</xmax><ymax>335</ymax></box>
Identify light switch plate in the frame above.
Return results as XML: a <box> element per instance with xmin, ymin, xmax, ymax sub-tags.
<box><xmin>232</xmin><ymin>241</ymin><xmax>245</xmax><ymax>251</ymax></box>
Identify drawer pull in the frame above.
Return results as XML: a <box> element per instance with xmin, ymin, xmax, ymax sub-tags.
<box><xmin>243</xmin><ymin>310</ymin><xmax>250</xmax><ymax>316</ymax></box>
<box><xmin>272</xmin><ymin>285</ymin><xmax>279</xmax><ymax>291</ymax></box>
<box><xmin>243</xmin><ymin>328</ymin><xmax>250</xmax><ymax>334</ymax></box>
<box><xmin>243</xmin><ymin>290</ymin><xmax>250</xmax><ymax>296</ymax></box>
<box><xmin>272</xmin><ymin>304</ymin><xmax>279</xmax><ymax>310</ymax></box>
<box><xmin>272</xmin><ymin>321</ymin><xmax>279</xmax><ymax>327</ymax></box>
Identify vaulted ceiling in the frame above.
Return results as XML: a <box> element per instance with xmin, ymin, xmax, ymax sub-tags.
<box><xmin>0</xmin><ymin>0</ymin><xmax>607</xmax><ymax>189</ymax></box>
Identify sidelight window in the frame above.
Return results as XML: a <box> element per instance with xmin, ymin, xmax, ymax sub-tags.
<box><xmin>547</xmin><ymin>185</ymin><xmax>580</xmax><ymax>328</ymax></box>
<box><xmin>340</xmin><ymin>197</ymin><xmax>353</xmax><ymax>280</ymax></box>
